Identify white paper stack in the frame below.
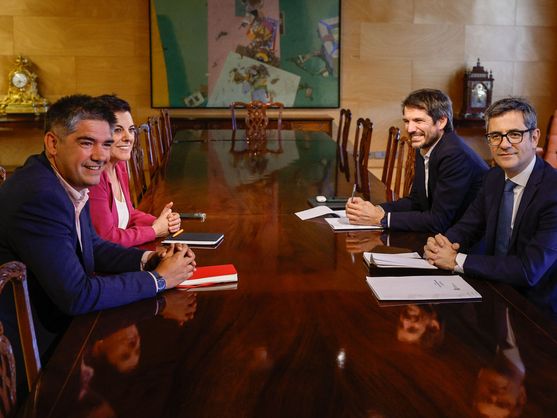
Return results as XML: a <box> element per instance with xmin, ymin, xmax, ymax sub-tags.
<box><xmin>363</xmin><ymin>252</ymin><xmax>437</xmax><ymax>269</ymax></box>
<box><xmin>324</xmin><ymin>217</ymin><xmax>383</xmax><ymax>231</ymax></box>
<box><xmin>366</xmin><ymin>275</ymin><xmax>482</xmax><ymax>301</ymax></box>
<box><xmin>295</xmin><ymin>206</ymin><xmax>346</xmax><ymax>220</ymax></box>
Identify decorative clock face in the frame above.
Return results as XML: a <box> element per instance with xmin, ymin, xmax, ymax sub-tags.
<box><xmin>11</xmin><ymin>71</ymin><xmax>29</xmax><ymax>89</ymax></box>
<box><xmin>471</xmin><ymin>82</ymin><xmax>487</xmax><ymax>108</ymax></box>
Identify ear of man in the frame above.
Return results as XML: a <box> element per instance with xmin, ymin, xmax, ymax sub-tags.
<box><xmin>436</xmin><ymin>116</ymin><xmax>448</xmax><ymax>131</ymax></box>
<box><xmin>44</xmin><ymin>131</ymin><xmax>60</xmax><ymax>156</ymax></box>
<box><xmin>530</xmin><ymin>128</ymin><xmax>541</xmax><ymax>148</ymax></box>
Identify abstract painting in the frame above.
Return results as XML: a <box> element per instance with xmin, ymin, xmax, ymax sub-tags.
<box><xmin>150</xmin><ymin>0</ymin><xmax>340</xmax><ymax>108</ymax></box>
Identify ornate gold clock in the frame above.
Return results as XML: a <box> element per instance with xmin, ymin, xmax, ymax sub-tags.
<box><xmin>0</xmin><ymin>55</ymin><xmax>48</xmax><ymax>115</ymax></box>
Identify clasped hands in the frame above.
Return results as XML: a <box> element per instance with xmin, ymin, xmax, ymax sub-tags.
<box><xmin>345</xmin><ymin>197</ymin><xmax>384</xmax><ymax>225</ymax></box>
<box><xmin>146</xmin><ymin>243</ymin><xmax>197</xmax><ymax>289</ymax></box>
<box><xmin>423</xmin><ymin>234</ymin><xmax>460</xmax><ymax>270</ymax></box>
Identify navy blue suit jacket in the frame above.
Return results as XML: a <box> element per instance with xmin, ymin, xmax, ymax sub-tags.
<box><xmin>380</xmin><ymin>131</ymin><xmax>488</xmax><ymax>233</ymax></box>
<box><xmin>0</xmin><ymin>153</ymin><xmax>157</xmax><ymax>323</ymax></box>
<box><xmin>446</xmin><ymin>157</ymin><xmax>557</xmax><ymax>307</ymax></box>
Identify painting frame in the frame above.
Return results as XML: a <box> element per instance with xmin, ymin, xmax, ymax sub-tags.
<box><xmin>149</xmin><ymin>0</ymin><xmax>341</xmax><ymax>109</ymax></box>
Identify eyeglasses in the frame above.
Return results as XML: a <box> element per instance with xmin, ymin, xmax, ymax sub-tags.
<box><xmin>485</xmin><ymin>128</ymin><xmax>534</xmax><ymax>146</ymax></box>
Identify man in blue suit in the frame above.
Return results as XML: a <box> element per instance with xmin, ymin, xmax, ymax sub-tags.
<box><xmin>346</xmin><ymin>89</ymin><xmax>488</xmax><ymax>233</ymax></box>
<box><xmin>424</xmin><ymin>97</ymin><xmax>557</xmax><ymax>311</ymax></box>
<box><xmin>0</xmin><ymin>95</ymin><xmax>196</xmax><ymax>349</ymax></box>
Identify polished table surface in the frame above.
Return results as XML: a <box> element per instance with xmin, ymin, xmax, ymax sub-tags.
<box><xmin>25</xmin><ymin>131</ymin><xmax>557</xmax><ymax>417</ymax></box>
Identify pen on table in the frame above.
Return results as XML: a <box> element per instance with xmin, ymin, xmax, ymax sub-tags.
<box><xmin>172</xmin><ymin>228</ymin><xmax>184</xmax><ymax>238</ymax></box>
<box><xmin>350</xmin><ymin>183</ymin><xmax>357</xmax><ymax>203</ymax></box>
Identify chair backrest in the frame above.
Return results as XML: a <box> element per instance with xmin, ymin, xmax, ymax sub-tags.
<box><xmin>0</xmin><ymin>166</ymin><xmax>6</xmax><ymax>184</ymax></box>
<box><xmin>381</xmin><ymin>127</ymin><xmax>400</xmax><ymax>187</ymax></box>
<box><xmin>159</xmin><ymin>109</ymin><xmax>174</xmax><ymax>151</ymax></box>
<box><xmin>353</xmin><ymin>118</ymin><xmax>373</xmax><ymax>168</ymax></box>
<box><xmin>543</xmin><ymin>110</ymin><xmax>557</xmax><ymax>168</ymax></box>
<box><xmin>353</xmin><ymin>118</ymin><xmax>374</xmax><ymax>193</ymax></box>
<box><xmin>382</xmin><ymin>128</ymin><xmax>416</xmax><ymax>201</ymax></box>
<box><xmin>230</xmin><ymin>101</ymin><xmax>284</xmax><ymax>140</ymax></box>
<box><xmin>393</xmin><ymin>136</ymin><xmax>416</xmax><ymax>198</ymax></box>
<box><xmin>138</xmin><ymin>121</ymin><xmax>158</xmax><ymax>182</ymax></box>
<box><xmin>149</xmin><ymin>115</ymin><xmax>167</xmax><ymax>164</ymax></box>
<box><xmin>336</xmin><ymin>108</ymin><xmax>352</xmax><ymax>152</ymax></box>
<box><xmin>127</xmin><ymin>131</ymin><xmax>148</xmax><ymax>207</ymax></box>
<box><xmin>0</xmin><ymin>261</ymin><xmax>41</xmax><ymax>403</ymax></box>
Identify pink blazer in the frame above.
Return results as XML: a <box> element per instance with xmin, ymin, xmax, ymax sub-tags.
<box><xmin>89</xmin><ymin>161</ymin><xmax>156</xmax><ymax>247</ymax></box>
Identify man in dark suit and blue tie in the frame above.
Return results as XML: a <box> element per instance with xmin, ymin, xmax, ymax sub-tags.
<box><xmin>424</xmin><ymin>97</ymin><xmax>557</xmax><ymax>311</ymax></box>
<box><xmin>346</xmin><ymin>89</ymin><xmax>488</xmax><ymax>232</ymax></box>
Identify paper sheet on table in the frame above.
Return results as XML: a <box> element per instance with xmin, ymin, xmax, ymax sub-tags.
<box><xmin>363</xmin><ymin>252</ymin><xmax>437</xmax><ymax>269</ymax></box>
<box><xmin>366</xmin><ymin>275</ymin><xmax>482</xmax><ymax>301</ymax></box>
<box><xmin>295</xmin><ymin>206</ymin><xmax>345</xmax><ymax>220</ymax></box>
<box><xmin>325</xmin><ymin>217</ymin><xmax>383</xmax><ymax>231</ymax></box>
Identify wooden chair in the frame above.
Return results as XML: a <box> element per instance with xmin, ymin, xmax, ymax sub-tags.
<box><xmin>148</xmin><ymin>115</ymin><xmax>167</xmax><ymax>165</ymax></box>
<box><xmin>0</xmin><ymin>166</ymin><xmax>6</xmax><ymax>184</ymax></box>
<box><xmin>159</xmin><ymin>109</ymin><xmax>174</xmax><ymax>151</ymax></box>
<box><xmin>230</xmin><ymin>101</ymin><xmax>284</xmax><ymax>141</ymax></box>
<box><xmin>381</xmin><ymin>127</ymin><xmax>401</xmax><ymax>188</ymax></box>
<box><xmin>127</xmin><ymin>130</ymin><xmax>149</xmax><ymax>207</ymax></box>
<box><xmin>144</xmin><ymin>116</ymin><xmax>169</xmax><ymax>180</ymax></box>
<box><xmin>136</xmin><ymin>121</ymin><xmax>157</xmax><ymax>183</ymax></box>
<box><xmin>0</xmin><ymin>261</ymin><xmax>41</xmax><ymax>418</ymax></box>
<box><xmin>336</xmin><ymin>108</ymin><xmax>352</xmax><ymax>153</ymax></box>
<box><xmin>543</xmin><ymin>110</ymin><xmax>557</xmax><ymax>168</ymax></box>
<box><xmin>353</xmin><ymin>118</ymin><xmax>373</xmax><ymax>192</ymax></box>
<box><xmin>353</xmin><ymin>118</ymin><xmax>373</xmax><ymax>162</ymax></box>
<box><xmin>393</xmin><ymin>135</ymin><xmax>415</xmax><ymax>198</ymax></box>
<box><xmin>382</xmin><ymin>127</ymin><xmax>416</xmax><ymax>201</ymax></box>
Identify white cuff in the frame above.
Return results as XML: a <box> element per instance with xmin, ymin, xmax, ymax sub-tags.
<box><xmin>140</xmin><ymin>251</ymin><xmax>154</xmax><ymax>270</ymax></box>
<box><xmin>454</xmin><ymin>253</ymin><xmax>467</xmax><ymax>273</ymax></box>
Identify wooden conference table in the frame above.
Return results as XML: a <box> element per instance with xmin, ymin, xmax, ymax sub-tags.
<box><xmin>24</xmin><ymin>130</ymin><xmax>557</xmax><ymax>417</ymax></box>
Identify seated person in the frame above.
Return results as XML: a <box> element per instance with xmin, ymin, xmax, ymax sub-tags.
<box><xmin>424</xmin><ymin>97</ymin><xmax>557</xmax><ymax>312</ymax></box>
<box><xmin>88</xmin><ymin>95</ymin><xmax>180</xmax><ymax>247</ymax></box>
<box><xmin>346</xmin><ymin>89</ymin><xmax>488</xmax><ymax>233</ymax></box>
<box><xmin>0</xmin><ymin>94</ymin><xmax>196</xmax><ymax>354</ymax></box>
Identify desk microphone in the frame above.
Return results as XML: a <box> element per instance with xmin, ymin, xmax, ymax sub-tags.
<box><xmin>137</xmin><ymin>123</ymin><xmax>150</xmax><ymax>133</ymax></box>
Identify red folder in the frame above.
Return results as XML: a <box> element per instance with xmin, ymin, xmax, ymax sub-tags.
<box><xmin>177</xmin><ymin>264</ymin><xmax>238</xmax><ymax>288</ymax></box>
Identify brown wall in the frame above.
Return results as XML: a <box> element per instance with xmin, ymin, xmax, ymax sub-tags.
<box><xmin>1</xmin><ymin>0</ymin><xmax>556</xmax><ymax>170</ymax></box>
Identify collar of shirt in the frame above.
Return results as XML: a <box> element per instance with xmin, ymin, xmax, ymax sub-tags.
<box><xmin>49</xmin><ymin>160</ymin><xmax>89</xmax><ymax>215</ymax></box>
<box><xmin>420</xmin><ymin>133</ymin><xmax>443</xmax><ymax>160</ymax></box>
<box><xmin>506</xmin><ymin>155</ymin><xmax>536</xmax><ymax>188</ymax></box>
<box><xmin>422</xmin><ymin>134</ymin><xmax>443</xmax><ymax>198</ymax></box>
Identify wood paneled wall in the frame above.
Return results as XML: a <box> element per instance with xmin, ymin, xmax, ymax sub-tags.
<box><xmin>1</xmin><ymin>0</ymin><xmax>556</xmax><ymax>169</ymax></box>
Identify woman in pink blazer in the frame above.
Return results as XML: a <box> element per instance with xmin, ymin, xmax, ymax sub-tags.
<box><xmin>89</xmin><ymin>95</ymin><xmax>181</xmax><ymax>247</ymax></box>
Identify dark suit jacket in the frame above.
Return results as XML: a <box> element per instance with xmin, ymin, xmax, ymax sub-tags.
<box><xmin>380</xmin><ymin>131</ymin><xmax>488</xmax><ymax>233</ymax></box>
<box><xmin>0</xmin><ymin>153</ymin><xmax>157</xmax><ymax>324</ymax></box>
<box><xmin>446</xmin><ymin>157</ymin><xmax>557</xmax><ymax>300</ymax></box>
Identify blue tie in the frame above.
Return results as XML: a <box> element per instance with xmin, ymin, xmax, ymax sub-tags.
<box><xmin>494</xmin><ymin>180</ymin><xmax>517</xmax><ymax>255</ymax></box>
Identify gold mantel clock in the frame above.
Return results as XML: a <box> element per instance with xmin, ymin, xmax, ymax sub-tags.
<box><xmin>0</xmin><ymin>55</ymin><xmax>48</xmax><ymax>115</ymax></box>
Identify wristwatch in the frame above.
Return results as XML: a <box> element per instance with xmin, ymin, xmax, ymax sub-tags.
<box><xmin>380</xmin><ymin>213</ymin><xmax>388</xmax><ymax>228</ymax></box>
<box><xmin>152</xmin><ymin>271</ymin><xmax>166</xmax><ymax>293</ymax></box>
